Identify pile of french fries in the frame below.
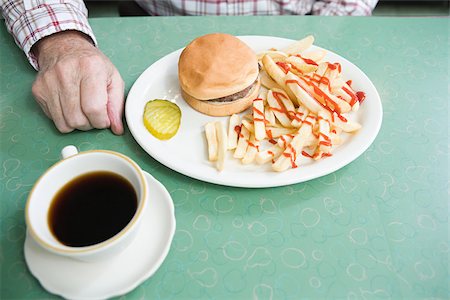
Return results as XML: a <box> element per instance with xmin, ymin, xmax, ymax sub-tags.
<box><xmin>205</xmin><ymin>35</ymin><xmax>365</xmax><ymax>172</ymax></box>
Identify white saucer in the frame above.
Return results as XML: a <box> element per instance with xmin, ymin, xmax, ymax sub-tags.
<box><xmin>24</xmin><ymin>172</ymin><xmax>176</xmax><ymax>300</ymax></box>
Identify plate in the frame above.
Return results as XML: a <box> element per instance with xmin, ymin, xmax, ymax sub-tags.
<box><xmin>125</xmin><ymin>36</ymin><xmax>382</xmax><ymax>188</ymax></box>
<box><xmin>24</xmin><ymin>172</ymin><xmax>176</xmax><ymax>300</ymax></box>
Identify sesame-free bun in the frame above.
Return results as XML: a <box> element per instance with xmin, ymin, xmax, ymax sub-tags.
<box><xmin>178</xmin><ymin>33</ymin><xmax>259</xmax><ymax>115</ymax></box>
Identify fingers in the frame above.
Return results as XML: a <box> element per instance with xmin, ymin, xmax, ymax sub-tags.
<box><xmin>32</xmin><ymin>75</ymin><xmax>73</xmax><ymax>133</ymax></box>
<box><xmin>80</xmin><ymin>70</ymin><xmax>111</xmax><ymax>130</ymax></box>
<box><xmin>107</xmin><ymin>69</ymin><xmax>125</xmax><ymax>135</ymax></box>
<box><xmin>56</xmin><ymin>66</ymin><xmax>92</xmax><ymax>131</ymax></box>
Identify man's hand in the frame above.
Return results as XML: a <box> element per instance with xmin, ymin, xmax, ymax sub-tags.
<box><xmin>31</xmin><ymin>31</ymin><xmax>124</xmax><ymax>134</ymax></box>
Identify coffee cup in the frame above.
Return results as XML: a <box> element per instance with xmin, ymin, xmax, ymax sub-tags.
<box><xmin>25</xmin><ymin>146</ymin><xmax>148</xmax><ymax>262</ymax></box>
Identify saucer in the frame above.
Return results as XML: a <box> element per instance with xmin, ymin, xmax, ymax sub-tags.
<box><xmin>24</xmin><ymin>172</ymin><xmax>176</xmax><ymax>300</ymax></box>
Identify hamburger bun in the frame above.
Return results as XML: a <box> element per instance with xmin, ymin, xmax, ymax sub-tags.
<box><xmin>178</xmin><ymin>33</ymin><xmax>259</xmax><ymax>116</ymax></box>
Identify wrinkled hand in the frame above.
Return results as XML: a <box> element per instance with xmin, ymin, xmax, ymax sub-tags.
<box><xmin>31</xmin><ymin>31</ymin><xmax>124</xmax><ymax>134</ymax></box>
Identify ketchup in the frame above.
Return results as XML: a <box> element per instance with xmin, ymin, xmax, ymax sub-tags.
<box><xmin>356</xmin><ymin>91</ymin><xmax>366</xmax><ymax>103</ymax></box>
<box><xmin>295</xmin><ymin>54</ymin><xmax>318</xmax><ymax>66</ymax></box>
<box><xmin>276</xmin><ymin>62</ymin><xmax>290</xmax><ymax>74</ymax></box>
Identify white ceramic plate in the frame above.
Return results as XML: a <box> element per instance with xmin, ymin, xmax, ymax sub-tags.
<box><xmin>125</xmin><ymin>36</ymin><xmax>382</xmax><ymax>188</ymax></box>
<box><xmin>24</xmin><ymin>172</ymin><xmax>176</xmax><ymax>300</ymax></box>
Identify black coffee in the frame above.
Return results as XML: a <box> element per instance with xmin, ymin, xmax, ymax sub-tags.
<box><xmin>48</xmin><ymin>171</ymin><xmax>138</xmax><ymax>247</ymax></box>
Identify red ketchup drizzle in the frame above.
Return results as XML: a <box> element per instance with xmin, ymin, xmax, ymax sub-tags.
<box><xmin>319</xmin><ymin>141</ymin><xmax>332</xmax><ymax>147</ymax></box>
<box><xmin>356</xmin><ymin>91</ymin><xmax>366</xmax><ymax>103</ymax></box>
<box><xmin>283</xmin><ymin>144</ymin><xmax>298</xmax><ymax>169</ymax></box>
<box><xmin>346</xmin><ymin>80</ymin><xmax>352</xmax><ymax>87</ymax></box>
<box><xmin>295</xmin><ymin>54</ymin><xmax>318</xmax><ymax>66</ymax></box>
<box><xmin>234</xmin><ymin>125</ymin><xmax>242</xmax><ymax>138</ymax></box>
<box><xmin>248</xmin><ymin>142</ymin><xmax>260</xmax><ymax>151</ymax></box>
<box><xmin>253</xmin><ymin>98</ymin><xmax>266</xmax><ymax>123</ymax></box>
<box><xmin>266</xmin><ymin>129</ymin><xmax>273</xmax><ymax>140</ymax></box>
<box><xmin>276</xmin><ymin>62</ymin><xmax>291</xmax><ymax>74</ymax></box>
<box><xmin>327</xmin><ymin>62</ymin><xmax>342</xmax><ymax>72</ymax></box>
<box><xmin>302</xmin><ymin>151</ymin><xmax>313</xmax><ymax>158</ymax></box>
<box><xmin>271</xmin><ymin>91</ymin><xmax>293</xmax><ymax>119</ymax></box>
<box><xmin>342</xmin><ymin>86</ymin><xmax>357</xmax><ymax>106</ymax></box>
<box><xmin>310</xmin><ymin>74</ymin><xmax>332</xmax><ymax>92</ymax></box>
<box><xmin>268</xmin><ymin>150</ymin><xmax>275</xmax><ymax>157</ymax></box>
<box><xmin>279</xmin><ymin>135</ymin><xmax>290</xmax><ymax>148</ymax></box>
<box><xmin>268</xmin><ymin>139</ymin><xmax>277</xmax><ymax>145</ymax></box>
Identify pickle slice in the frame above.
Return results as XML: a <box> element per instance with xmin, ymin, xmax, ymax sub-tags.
<box><xmin>143</xmin><ymin>100</ymin><xmax>181</xmax><ymax>140</ymax></box>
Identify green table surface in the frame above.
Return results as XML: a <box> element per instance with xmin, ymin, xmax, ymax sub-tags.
<box><xmin>1</xmin><ymin>16</ymin><xmax>448</xmax><ymax>299</ymax></box>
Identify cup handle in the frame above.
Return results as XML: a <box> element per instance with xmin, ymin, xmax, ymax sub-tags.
<box><xmin>61</xmin><ymin>145</ymin><xmax>79</xmax><ymax>159</ymax></box>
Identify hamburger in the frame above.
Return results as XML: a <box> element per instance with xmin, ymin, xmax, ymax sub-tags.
<box><xmin>178</xmin><ymin>33</ymin><xmax>260</xmax><ymax>117</ymax></box>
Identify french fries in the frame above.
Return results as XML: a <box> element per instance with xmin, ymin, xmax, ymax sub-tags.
<box><xmin>205</xmin><ymin>121</ymin><xmax>228</xmax><ymax>171</ymax></box>
<box><xmin>204</xmin><ymin>35</ymin><xmax>366</xmax><ymax>172</ymax></box>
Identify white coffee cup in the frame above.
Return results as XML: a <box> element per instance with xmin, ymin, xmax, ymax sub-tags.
<box><xmin>25</xmin><ymin>146</ymin><xmax>148</xmax><ymax>262</ymax></box>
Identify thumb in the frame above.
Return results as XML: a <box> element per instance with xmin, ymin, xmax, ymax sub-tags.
<box><xmin>107</xmin><ymin>69</ymin><xmax>125</xmax><ymax>135</ymax></box>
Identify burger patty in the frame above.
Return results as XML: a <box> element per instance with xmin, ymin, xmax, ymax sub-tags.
<box><xmin>210</xmin><ymin>81</ymin><xmax>256</xmax><ymax>103</ymax></box>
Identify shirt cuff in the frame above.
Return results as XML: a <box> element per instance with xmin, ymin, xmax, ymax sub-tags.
<box><xmin>10</xmin><ymin>2</ymin><xmax>97</xmax><ymax>70</ymax></box>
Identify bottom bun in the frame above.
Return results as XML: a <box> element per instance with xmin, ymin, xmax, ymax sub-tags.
<box><xmin>181</xmin><ymin>80</ymin><xmax>261</xmax><ymax>117</ymax></box>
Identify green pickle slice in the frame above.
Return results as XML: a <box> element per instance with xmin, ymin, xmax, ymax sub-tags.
<box><xmin>143</xmin><ymin>99</ymin><xmax>181</xmax><ymax>140</ymax></box>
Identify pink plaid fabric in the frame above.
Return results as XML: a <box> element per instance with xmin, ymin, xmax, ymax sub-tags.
<box><xmin>136</xmin><ymin>0</ymin><xmax>377</xmax><ymax>16</ymax></box>
<box><xmin>1</xmin><ymin>0</ymin><xmax>377</xmax><ymax>70</ymax></box>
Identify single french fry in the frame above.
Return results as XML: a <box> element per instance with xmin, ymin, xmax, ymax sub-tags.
<box><xmin>215</xmin><ymin>121</ymin><xmax>227</xmax><ymax>171</ymax></box>
<box><xmin>301</xmin><ymin>49</ymin><xmax>327</xmax><ymax>63</ymax></box>
<box><xmin>253</xmin><ymin>97</ymin><xmax>266</xmax><ymax>141</ymax></box>
<box><xmin>352</xmin><ymin>101</ymin><xmax>360</xmax><ymax>112</ymax></box>
<box><xmin>262</xmin><ymin>55</ymin><xmax>297</xmax><ymax>101</ymax></box>
<box><xmin>330</xmin><ymin>77</ymin><xmax>346</xmax><ymax>90</ymax></box>
<box><xmin>282</xmin><ymin>35</ymin><xmax>314</xmax><ymax>55</ymax></box>
<box><xmin>242</xmin><ymin>113</ymin><xmax>253</xmax><ymax>121</ymax></box>
<box><xmin>315</xmin><ymin>62</ymin><xmax>328</xmax><ymax>77</ymax></box>
<box><xmin>227</xmin><ymin>114</ymin><xmax>241</xmax><ymax>150</ymax></box>
<box><xmin>256</xmin><ymin>144</ymin><xmax>284</xmax><ymax>165</ymax></box>
<box><xmin>328</xmin><ymin>111</ymin><xmax>361</xmax><ymax>133</ymax></box>
<box><xmin>272</xmin><ymin>114</ymin><xmax>315</xmax><ymax>172</ymax></box>
<box><xmin>323</xmin><ymin>89</ymin><xmax>352</xmax><ymax>113</ymax></box>
<box><xmin>256</xmin><ymin>50</ymin><xmax>288</xmax><ymax>62</ymax></box>
<box><xmin>285</xmin><ymin>73</ymin><xmax>323</xmax><ymax>113</ymax></box>
<box><xmin>260</xmin><ymin>71</ymin><xmax>283</xmax><ymax>90</ymax></box>
<box><xmin>332</xmin><ymin>86</ymin><xmax>352</xmax><ymax>102</ymax></box>
<box><xmin>330</xmin><ymin>132</ymin><xmax>342</xmax><ymax>146</ymax></box>
<box><xmin>314</xmin><ymin>110</ymin><xmax>332</xmax><ymax>160</ymax></box>
<box><xmin>304</xmin><ymin>133</ymin><xmax>318</xmax><ymax>148</ymax></box>
<box><xmin>241</xmin><ymin>119</ymin><xmax>255</xmax><ymax>134</ymax></box>
<box><xmin>286</xmin><ymin>56</ymin><xmax>318</xmax><ymax>74</ymax></box>
<box><xmin>264</xmin><ymin>104</ymin><xmax>276</xmax><ymax>126</ymax></box>
<box><xmin>234</xmin><ymin>125</ymin><xmax>250</xmax><ymax>159</ymax></box>
<box><xmin>242</xmin><ymin>135</ymin><xmax>260</xmax><ymax>164</ymax></box>
<box><xmin>265</xmin><ymin>126</ymin><xmax>298</xmax><ymax>139</ymax></box>
<box><xmin>259</xmin><ymin>89</ymin><xmax>268</xmax><ymax>104</ymax></box>
<box><xmin>205</xmin><ymin>122</ymin><xmax>218</xmax><ymax>161</ymax></box>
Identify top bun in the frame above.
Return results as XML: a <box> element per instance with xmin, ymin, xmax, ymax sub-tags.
<box><xmin>178</xmin><ymin>33</ymin><xmax>259</xmax><ymax>100</ymax></box>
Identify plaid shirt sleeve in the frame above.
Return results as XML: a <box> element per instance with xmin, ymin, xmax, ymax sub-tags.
<box><xmin>0</xmin><ymin>0</ymin><xmax>97</xmax><ymax>70</ymax></box>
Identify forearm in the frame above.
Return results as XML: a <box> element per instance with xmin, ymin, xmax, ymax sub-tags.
<box><xmin>0</xmin><ymin>0</ymin><xmax>97</xmax><ymax>70</ymax></box>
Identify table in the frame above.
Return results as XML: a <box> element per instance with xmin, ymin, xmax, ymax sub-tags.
<box><xmin>1</xmin><ymin>16</ymin><xmax>448</xmax><ymax>299</ymax></box>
